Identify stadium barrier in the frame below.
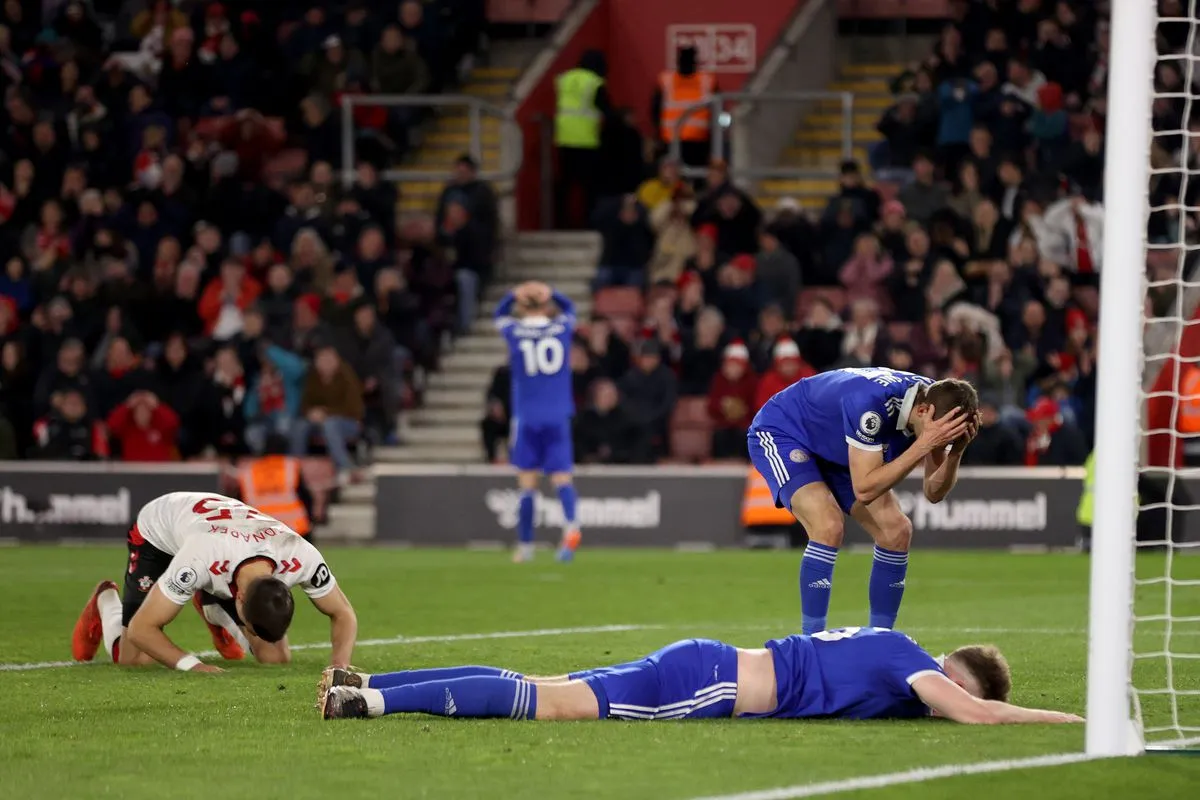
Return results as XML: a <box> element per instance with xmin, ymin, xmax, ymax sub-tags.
<box><xmin>373</xmin><ymin>465</ymin><xmax>1093</xmax><ymax>549</ymax></box>
<box><xmin>0</xmin><ymin>463</ymin><xmax>221</xmax><ymax>543</ymax></box>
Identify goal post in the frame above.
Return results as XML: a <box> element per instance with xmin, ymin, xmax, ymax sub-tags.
<box><xmin>1089</xmin><ymin>0</ymin><xmax>1200</xmax><ymax>756</ymax></box>
<box><xmin>1087</xmin><ymin>0</ymin><xmax>1156</xmax><ymax>758</ymax></box>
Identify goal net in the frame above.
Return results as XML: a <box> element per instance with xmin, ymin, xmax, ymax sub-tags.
<box><xmin>1090</xmin><ymin>0</ymin><xmax>1200</xmax><ymax>755</ymax></box>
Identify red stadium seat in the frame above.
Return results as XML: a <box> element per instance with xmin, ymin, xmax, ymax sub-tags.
<box><xmin>646</xmin><ymin>284</ymin><xmax>678</xmax><ymax>310</ymax></box>
<box><xmin>609</xmin><ymin>315</ymin><xmax>640</xmax><ymax>342</ymax></box>
<box><xmin>593</xmin><ymin>287</ymin><xmax>645</xmax><ymax>320</ymax></box>
<box><xmin>671</xmin><ymin>397</ymin><xmax>712</xmax><ymax>428</ymax></box>
<box><xmin>668</xmin><ymin>428</ymin><xmax>713</xmax><ymax>464</ymax></box>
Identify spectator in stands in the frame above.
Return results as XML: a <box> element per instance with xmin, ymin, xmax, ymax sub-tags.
<box><xmin>949</xmin><ymin>160</ymin><xmax>986</xmax><ymax>222</ymax></box>
<box><xmin>152</xmin><ymin>333</ymin><xmax>204</xmax><ymax>458</ymax></box>
<box><xmin>570</xmin><ymin>338</ymin><xmax>600</xmax><ymax>408</ymax></box>
<box><xmin>1024</xmin><ymin>396</ymin><xmax>1088</xmax><ymax>467</ymax></box>
<box><xmin>961</xmin><ymin>400</ymin><xmax>1024</xmax><ymax>466</ymax></box>
<box><xmin>1003</xmin><ymin>57</ymin><xmax>1047</xmax><ymax>108</ymax></box>
<box><xmin>204</xmin><ymin>345</ymin><xmax>249</xmax><ymax>456</ymax></box>
<box><xmin>574</xmin><ymin>378</ymin><xmax>652</xmax><ymax>465</ymax></box>
<box><xmin>34</xmin><ymin>338</ymin><xmax>92</xmax><ymax>418</ymax></box>
<box><xmin>292</xmin><ymin>293</ymin><xmax>332</xmax><ymax>359</ymax></box>
<box><xmin>653</xmin><ymin>45</ymin><xmax>717</xmax><ymax>172</ymax></box>
<box><xmin>372</xmin><ymin>24</ymin><xmax>430</xmax><ymax>96</ymax></box>
<box><xmin>437</xmin><ymin>155</ymin><xmax>499</xmax><ymax>240</ymax></box>
<box><xmin>756</xmin><ymin>226</ymin><xmax>801</xmax><ymax>317</ymax></box>
<box><xmin>637</xmin><ymin>158</ymin><xmax>684</xmax><ymax>212</ymax></box>
<box><xmin>302</xmin><ymin>35</ymin><xmax>366</xmax><ymax>103</ymax></box>
<box><xmin>707</xmin><ymin>340</ymin><xmax>756</xmax><ymax>460</ymax></box>
<box><xmin>713</xmin><ymin>255</ymin><xmax>760</xmax><ymax>339</ymax></box>
<box><xmin>106</xmin><ymin>390</ymin><xmax>179</xmax><ymax>462</ymax></box>
<box><xmin>481</xmin><ymin>364</ymin><xmax>511</xmax><ymax>463</ymax></box>
<box><xmin>291</xmin><ymin>343</ymin><xmax>364</xmax><ymax>482</ymax></box>
<box><xmin>593</xmin><ymin>194</ymin><xmax>653</xmax><ymax>289</ymax></box>
<box><xmin>439</xmin><ymin>199</ymin><xmax>491</xmax><ymax>334</ymax></box>
<box><xmin>874</xmin><ymin>93</ymin><xmax>922</xmax><ymax>181</ymax></box>
<box><xmin>937</xmin><ymin>76</ymin><xmax>977</xmax><ymax>171</ymax></box>
<box><xmin>794</xmin><ymin>297</ymin><xmax>843</xmax><ymax>372</ymax></box>
<box><xmin>199</xmin><ymin>257</ymin><xmax>262</xmax><ymax>340</ymax></box>
<box><xmin>898</xmin><ymin>152</ymin><xmax>950</xmax><ymax>225</ymax></box>
<box><xmin>0</xmin><ymin>414</ymin><xmax>15</xmax><ymax>459</ymax></box>
<box><xmin>244</xmin><ymin>343</ymin><xmax>307</xmax><ymax>456</ymax></box>
<box><xmin>0</xmin><ymin>341</ymin><xmax>33</xmax><ymax>457</ymax></box>
<box><xmin>585</xmin><ymin>316</ymin><xmax>630</xmax><ymax>381</ymax></box>
<box><xmin>341</xmin><ymin>302</ymin><xmax>400</xmax><ymax>444</ymax></box>
<box><xmin>818</xmin><ymin>200</ymin><xmax>863</xmax><ymax>287</ymax></box>
<box><xmin>678</xmin><ymin>307</ymin><xmax>726</xmax><ymax>397</ymax></box>
<box><xmin>648</xmin><ymin>193</ymin><xmax>698</xmax><ymax>286</ymax></box>
<box><xmin>1042</xmin><ymin>187</ymin><xmax>1104</xmax><ymax>277</ymax></box>
<box><xmin>31</xmin><ymin>386</ymin><xmax>107</xmax><ymax>460</ymax></box>
<box><xmin>694</xmin><ymin>189</ymin><xmax>760</xmax><ymax>256</ymax></box>
<box><xmin>1029</xmin><ymin>82</ymin><xmax>1069</xmax><ymax>169</ymax></box>
<box><xmin>618</xmin><ymin>340</ymin><xmax>677</xmax><ymax>459</ymax></box>
<box><xmin>839</xmin><ymin>233</ymin><xmax>894</xmax><ymax>311</ymax></box>
<box><xmin>755</xmin><ymin>338</ymin><xmax>815</xmax><ymax>412</ymax></box>
<box><xmin>839</xmin><ymin>298</ymin><xmax>886</xmax><ymax>369</ymax></box>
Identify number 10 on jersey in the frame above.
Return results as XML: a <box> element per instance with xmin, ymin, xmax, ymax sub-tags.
<box><xmin>518</xmin><ymin>338</ymin><xmax>565</xmax><ymax>376</ymax></box>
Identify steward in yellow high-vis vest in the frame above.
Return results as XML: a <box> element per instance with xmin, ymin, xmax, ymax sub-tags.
<box><xmin>1076</xmin><ymin>451</ymin><xmax>1139</xmax><ymax>553</ymax></box>
<box><xmin>554</xmin><ymin>49</ymin><xmax>609</xmax><ymax>228</ymax></box>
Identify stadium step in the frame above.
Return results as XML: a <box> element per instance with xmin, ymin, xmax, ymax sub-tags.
<box><xmin>441</xmin><ymin>350</ymin><xmax>515</xmax><ymax>371</ymax></box>
<box><xmin>758</xmin><ymin>178</ymin><xmax>840</xmax><ymax>195</ymax></box>
<box><xmin>507</xmin><ymin>246</ymin><xmax>600</xmax><ymax>265</ymax></box>
<box><xmin>792</xmin><ymin>129</ymin><xmax>882</xmax><ymax>145</ymax></box>
<box><xmin>840</xmin><ymin>62</ymin><xmax>904</xmax><ymax>77</ymax></box>
<box><xmin>320</xmin><ymin>503</ymin><xmax>374</xmax><ymax>541</ymax></box>
<box><xmin>801</xmin><ymin>111</ymin><xmax>884</xmax><ymax>128</ymax></box>
<box><xmin>453</xmin><ymin>336</ymin><xmax>508</xmax><ymax>355</ymax></box>
<box><xmin>827</xmin><ymin>79</ymin><xmax>891</xmax><ymax>94</ymax></box>
<box><xmin>501</xmin><ymin>264</ymin><xmax>596</xmax><ymax>283</ymax></box>
<box><xmin>781</xmin><ymin>145</ymin><xmax>870</xmax><ymax>165</ymax></box>
<box><xmin>411</xmin><ymin>406</ymin><xmax>485</xmax><ymax>426</ymax></box>
<box><xmin>378</xmin><ymin>442</ymin><xmax>481</xmax><ymax>462</ymax></box>
<box><xmin>427</xmin><ymin>370</ymin><xmax>492</xmax><ymax>391</ymax></box>
<box><xmin>423</xmin><ymin>386</ymin><xmax>488</xmax><ymax>408</ymax></box>
<box><xmin>813</xmin><ymin>95</ymin><xmax>892</xmax><ymax>111</ymax></box>
<box><xmin>402</xmin><ymin>425</ymin><xmax>481</xmax><ymax>446</ymax></box>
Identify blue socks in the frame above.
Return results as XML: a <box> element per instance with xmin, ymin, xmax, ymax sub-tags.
<box><xmin>367</xmin><ymin>666</ymin><xmax>523</xmax><ymax>689</ymax></box>
<box><xmin>380</xmin><ymin>676</ymin><xmax>537</xmax><ymax>720</ymax></box>
<box><xmin>517</xmin><ymin>490</ymin><xmax>535</xmax><ymax>544</ymax></box>
<box><xmin>800</xmin><ymin>542</ymin><xmax>838</xmax><ymax>634</ymax></box>
<box><xmin>556</xmin><ymin>483</ymin><xmax>578</xmax><ymax>528</ymax></box>
<box><xmin>869</xmin><ymin>545</ymin><xmax>909</xmax><ymax>629</ymax></box>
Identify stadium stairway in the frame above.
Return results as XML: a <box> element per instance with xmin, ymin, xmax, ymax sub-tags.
<box><xmin>319</xmin><ymin>231</ymin><xmax>602</xmax><ymax>540</ymax></box>
<box><xmin>754</xmin><ymin>62</ymin><xmax>901</xmax><ymax>213</ymax></box>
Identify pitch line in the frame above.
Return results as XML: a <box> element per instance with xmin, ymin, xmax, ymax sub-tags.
<box><xmin>0</xmin><ymin>623</ymin><xmax>664</xmax><ymax>673</ymax></box>
<box><xmin>685</xmin><ymin>752</ymin><xmax>1103</xmax><ymax>800</ymax></box>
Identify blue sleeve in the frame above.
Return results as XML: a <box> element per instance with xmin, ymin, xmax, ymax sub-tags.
<box><xmin>881</xmin><ymin>633</ymin><xmax>945</xmax><ymax>695</ymax></box>
<box><xmin>267</xmin><ymin>345</ymin><xmax>307</xmax><ymax>382</ymax></box>
<box><xmin>494</xmin><ymin>291</ymin><xmax>517</xmax><ymax>331</ymax></box>
<box><xmin>551</xmin><ymin>290</ymin><xmax>576</xmax><ymax>324</ymax></box>
<box><xmin>841</xmin><ymin>392</ymin><xmax>889</xmax><ymax>452</ymax></box>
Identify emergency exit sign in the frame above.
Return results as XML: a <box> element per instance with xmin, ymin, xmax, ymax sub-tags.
<box><xmin>666</xmin><ymin>24</ymin><xmax>757</xmax><ymax>74</ymax></box>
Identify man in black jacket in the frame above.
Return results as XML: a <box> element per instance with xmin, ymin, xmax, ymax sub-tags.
<box><xmin>574</xmin><ymin>379</ymin><xmax>651</xmax><ymax>464</ymax></box>
<box><xmin>617</xmin><ymin>341</ymin><xmax>678</xmax><ymax>459</ymax></box>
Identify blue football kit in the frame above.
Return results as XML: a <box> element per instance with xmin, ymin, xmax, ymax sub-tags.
<box><xmin>356</xmin><ymin>627</ymin><xmax>945</xmax><ymax>723</ymax></box>
<box><xmin>746</xmin><ymin>367</ymin><xmax>937</xmax><ymax>635</ymax></box>
<box><xmin>495</xmin><ymin>290</ymin><xmax>577</xmax><ymax>474</ymax></box>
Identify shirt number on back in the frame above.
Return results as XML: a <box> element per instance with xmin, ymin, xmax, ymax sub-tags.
<box><xmin>812</xmin><ymin>627</ymin><xmax>862</xmax><ymax>642</ymax></box>
<box><xmin>518</xmin><ymin>338</ymin><xmax>564</xmax><ymax>376</ymax></box>
<box><xmin>192</xmin><ymin>497</ymin><xmax>267</xmax><ymax>522</ymax></box>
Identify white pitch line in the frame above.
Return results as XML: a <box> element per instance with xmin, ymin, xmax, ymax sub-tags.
<box><xmin>685</xmin><ymin>752</ymin><xmax>1104</xmax><ymax>800</ymax></box>
<box><xmin>0</xmin><ymin>623</ymin><xmax>663</xmax><ymax>673</ymax></box>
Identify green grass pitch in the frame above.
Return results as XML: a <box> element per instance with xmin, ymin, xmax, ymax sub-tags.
<box><xmin>1</xmin><ymin>546</ymin><xmax>1198</xmax><ymax>799</ymax></box>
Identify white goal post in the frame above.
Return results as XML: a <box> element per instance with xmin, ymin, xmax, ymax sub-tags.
<box><xmin>1089</xmin><ymin>0</ymin><xmax>1200</xmax><ymax>756</ymax></box>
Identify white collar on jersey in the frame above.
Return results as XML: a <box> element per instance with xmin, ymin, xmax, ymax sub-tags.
<box><xmin>896</xmin><ymin>383</ymin><xmax>921</xmax><ymax>435</ymax></box>
<box><xmin>935</xmin><ymin>653</ymin><xmax>946</xmax><ymax>668</ymax></box>
<box><xmin>521</xmin><ymin>315</ymin><xmax>552</xmax><ymax>326</ymax></box>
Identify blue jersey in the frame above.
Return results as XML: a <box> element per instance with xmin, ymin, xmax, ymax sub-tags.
<box><xmin>750</xmin><ymin>627</ymin><xmax>944</xmax><ymax>720</ymax></box>
<box><xmin>495</xmin><ymin>290</ymin><xmax>576</xmax><ymax>426</ymax></box>
<box><xmin>755</xmin><ymin>367</ymin><xmax>934</xmax><ymax>467</ymax></box>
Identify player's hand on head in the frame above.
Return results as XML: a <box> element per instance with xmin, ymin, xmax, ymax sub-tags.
<box><xmin>918</xmin><ymin>406</ymin><xmax>969</xmax><ymax>452</ymax></box>
<box><xmin>949</xmin><ymin>410</ymin><xmax>981</xmax><ymax>454</ymax></box>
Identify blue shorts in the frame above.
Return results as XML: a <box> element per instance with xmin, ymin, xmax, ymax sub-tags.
<box><xmin>747</xmin><ymin>422</ymin><xmax>857</xmax><ymax>513</ymax></box>
<box><xmin>510</xmin><ymin>420</ymin><xmax>573</xmax><ymax>473</ymax></box>
<box><xmin>570</xmin><ymin>638</ymin><xmax>739</xmax><ymax>721</ymax></box>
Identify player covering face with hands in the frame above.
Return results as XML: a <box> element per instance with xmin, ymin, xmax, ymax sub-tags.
<box><xmin>72</xmin><ymin>493</ymin><xmax>357</xmax><ymax>673</ymax></box>
<box><xmin>318</xmin><ymin>626</ymin><xmax>1082</xmax><ymax>726</ymax></box>
<box><xmin>747</xmin><ymin>367</ymin><xmax>981</xmax><ymax>634</ymax></box>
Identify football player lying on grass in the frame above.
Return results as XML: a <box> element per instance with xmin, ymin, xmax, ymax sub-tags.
<box><xmin>318</xmin><ymin>626</ymin><xmax>1082</xmax><ymax>724</ymax></box>
<box><xmin>73</xmin><ymin>492</ymin><xmax>356</xmax><ymax>672</ymax></box>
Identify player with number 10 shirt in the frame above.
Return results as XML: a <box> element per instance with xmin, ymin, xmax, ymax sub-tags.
<box><xmin>495</xmin><ymin>281</ymin><xmax>583</xmax><ymax>563</ymax></box>
<box><xmin>70</xmin><ymin>492</ymin><xmax>358</xmax><ymax>673</ymax></box>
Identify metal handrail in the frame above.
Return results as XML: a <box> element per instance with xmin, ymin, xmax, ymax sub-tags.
<box><xmin>339</xmin><ymin>94</ymin><xmax>524</xmax><ymax>189</ymax></box>
<box><xmin>667</xmin><ymin>90</ymin><xmax>855</xmax><ymax>180</ymax></box>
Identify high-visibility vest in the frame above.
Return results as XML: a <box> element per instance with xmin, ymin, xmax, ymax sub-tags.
<box><xmin>239</xmin><ymin>456</ymin><xmax>311</xmax><ymax>536</ymax></box>
<box><xmin>1179</xmin><ymin>366</ymin><xmax>1200</xmax><ymax>433</ymax></box>
<box><xmin>554</xmin><ymin>68</ymin><xmax>604</xmax><ymax>149</ymax></box>
<box><xmin>740</xmin><ymin>468</ymin><xmax>797</xmax><ymax>528</ymax></box>
<box><xmin>659</xmin><ymin>70</ymin><xmax>715</xmax><ymax>143</ymax></box>
<box><xmin>1076</xmin><ymin>452</ymin><xmax>1095</xmax><ymax>527</ymax></box>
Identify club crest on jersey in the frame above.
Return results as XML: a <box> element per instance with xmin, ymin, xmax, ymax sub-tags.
<box><xmin>859</xmin><ymin>411</ymin><xmax>882</xmax><ymax>437</ymax></box>
<box><xmin>137</xmin><ymin>575</ymin><xmax>154</xmax><ymax>593</ymax></box>
<box><xmin>789</xmin><ymin>449</ymin><xmax>809</xmax><ymax>463</ymax></box>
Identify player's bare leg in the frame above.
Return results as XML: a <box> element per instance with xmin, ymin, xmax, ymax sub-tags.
<box><xmin>192</xmin><ymin>593</ymin><xmax>247</xmax><ymax>660</ymax></box>
<box><xmin>849</xmin><ymin>490</ymin><xmax>914</xmax><ymax>629</ymax></box>
<box><xmin>788</xmin><ymin>483</ymin><xmax>846</xmax><ymax>634</ymax></box>
<box><xmin>513</xmin><ymin>469</ymin><xmax>540</xmax><ymax>563</ymax></box>
<box><xmin>550</xmin><ymin>471</ymin><xmax>581</xmax><ymax>562</ymax></box>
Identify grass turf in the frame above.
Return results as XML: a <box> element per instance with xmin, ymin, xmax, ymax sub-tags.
<box><xmin>0</xmin><ymin>547</ymin><xmax>1197</xmax><ymax>800</ymax></box>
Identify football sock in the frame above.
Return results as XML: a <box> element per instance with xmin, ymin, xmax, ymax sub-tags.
<box><xmin>517</xmin><ymin>490</ymin><xmax>536</xmax><ymax>544</ymax></box>
<box><xmin>378</xmin><ymin>676</ymin><xmax>537</xmax><ymax>720</ymax></box>
<box><xmin>868</xmin><ymin>545</ymin><xmax>909</xmax><ymax>629</ymax></box>
<box><xmin>96</xmin><ymin>587</ymin><xmax>123</xmax><ymax>659</ymax></box>
<box><xmin>367</xmin><ymin>666</ymin><xmax>524</xmax><ymax>689</ymax></box>
<box><xmin>201</xmin><ymin>599</ymin><xmax>251</xmax><ymax>651</ymax></box>
<box><xmin>800</xmin><ymin>542</ymin><xmax>838</xmax><ymax>635</ymax></box>
<box><xmin>556</xmin><ymin>484</ymin><xmax>578</xmax><ymax>529</ymax></box>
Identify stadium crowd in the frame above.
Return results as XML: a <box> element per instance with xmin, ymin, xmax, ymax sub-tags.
<box><xmin>0</xmin><ymin>0</ymin><xmax>494</xmax><ymax>483</ymax></box>
<box><xmin>483</xmin><ymin>0</ymin><xmax>1150</xmax><ymax>469</ymax></box>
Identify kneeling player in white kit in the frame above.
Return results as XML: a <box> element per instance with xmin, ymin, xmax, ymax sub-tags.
<box><xmin>71</xmin><ymin>492</ymin><xmax>357</xmax><ymax>673</ymax></box>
